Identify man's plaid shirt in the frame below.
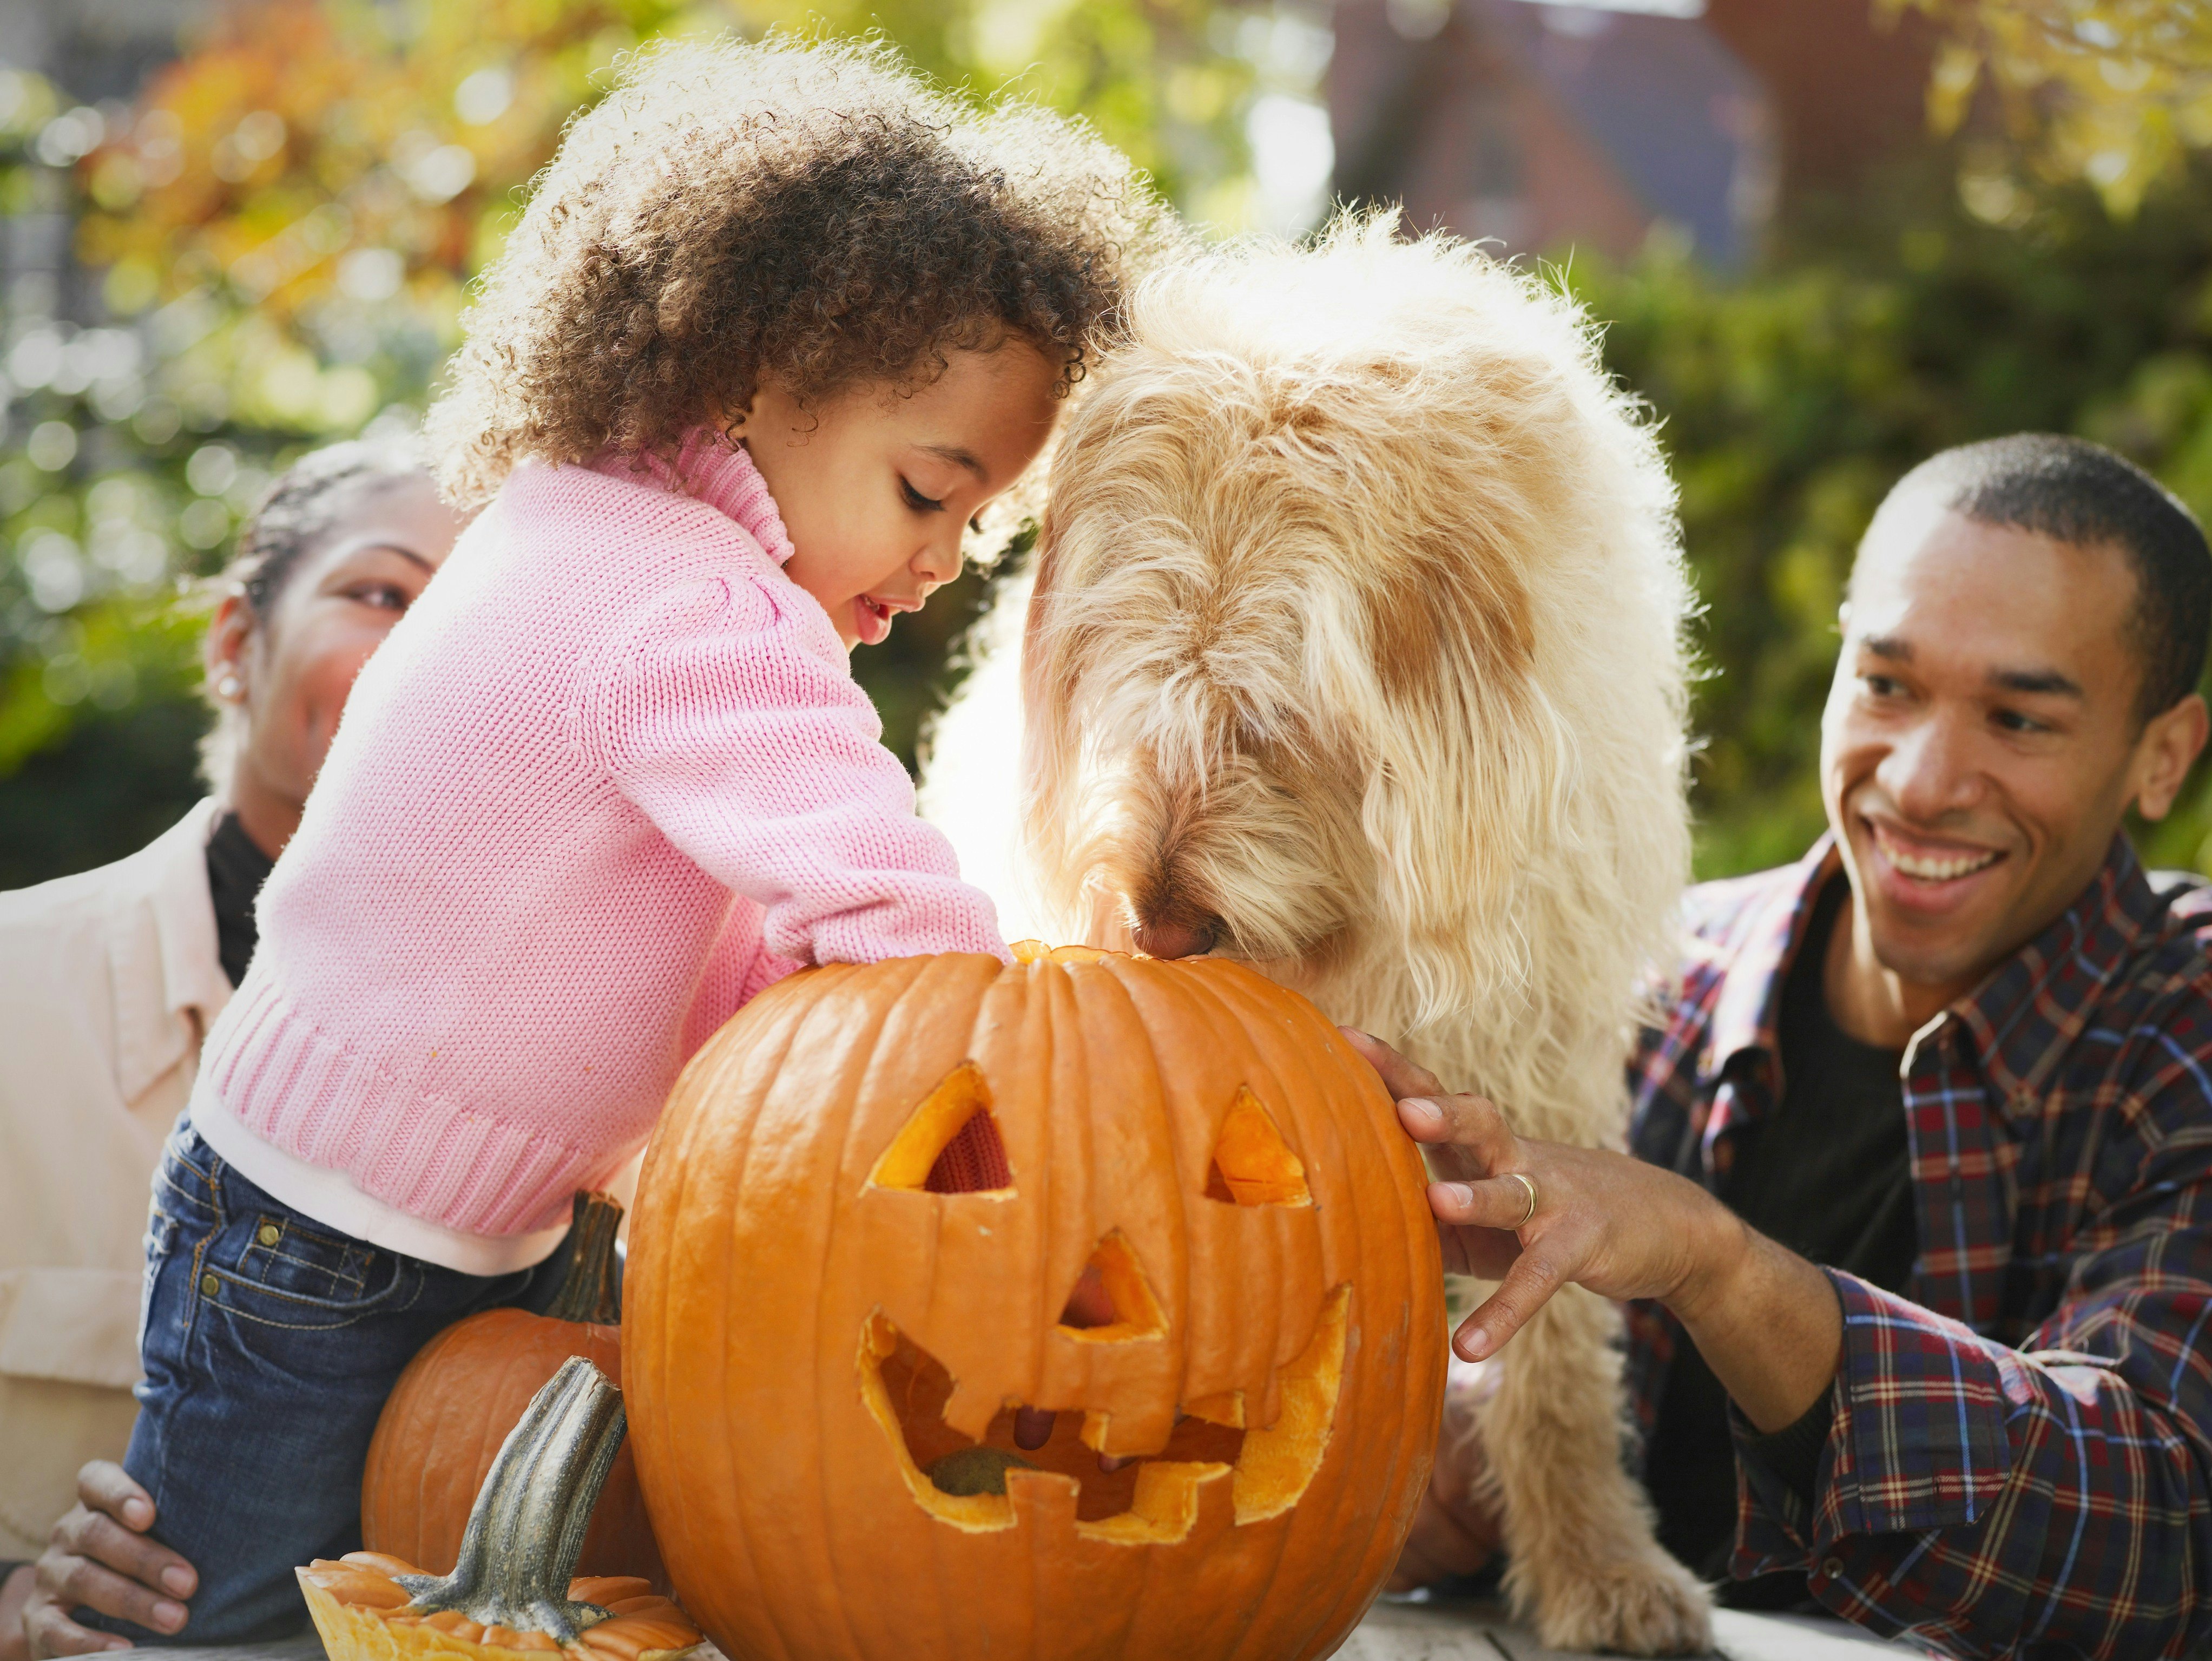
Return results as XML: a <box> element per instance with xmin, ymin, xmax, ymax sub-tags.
<box><xmin>1625</xmin><ymin>833</ymin><xmax>2212</xmax><ymax>1658</ymax></box>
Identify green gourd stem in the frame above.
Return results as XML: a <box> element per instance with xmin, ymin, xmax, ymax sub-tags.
<box><xmin>547</xmin><ymin>1192</ymin><xmax>623</xmax><ymax>1325</ymax></box>
<box><xmin>394</xmin><ymin>1356</ymin><xmax>627</xmax><ymax>1642</ymax></box>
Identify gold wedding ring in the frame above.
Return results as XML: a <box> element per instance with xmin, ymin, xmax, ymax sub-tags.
<box><xmin>1504</xmin><ymin>1171</ymin><xmax>1538</xmax><ymax>1230</ymax></box>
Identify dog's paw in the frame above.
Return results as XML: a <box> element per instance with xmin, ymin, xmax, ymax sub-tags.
<box><xmin>1526</xmin><ymin>1547</ymin><xmax>1711</xmax><ymax>1657</ymax></box>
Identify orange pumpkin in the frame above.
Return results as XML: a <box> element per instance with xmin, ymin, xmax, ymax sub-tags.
<box><xmin>306</xmin><ymin>1359</ymin><xmax>697</xmax><ymax>1661</ymax></box>
<box><xmin>301</xmin><ymin>1562</ymin><xmax>693</xmax><ymax>1661</ymax></box>
<box><xmin>626</xmin><ymin>944</ymin><xmax>1447</xmax><ymax>1661</ymax></box>
<box><xmin>362</xmin><ymin>1192</ymin><xmax>663</xmax><ymax>1586</ymax></box>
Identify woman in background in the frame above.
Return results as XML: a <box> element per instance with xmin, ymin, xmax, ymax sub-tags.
<box><xmin>0</xmin><ymin>442</ymin><xmax>462</xmax><ymax>1658</ymax></box>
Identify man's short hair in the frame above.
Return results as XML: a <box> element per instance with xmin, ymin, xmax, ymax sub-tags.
<box><xmin>1876</xmin><ymin>434</ymin><xmax>2211</xmax><ymax>723</ymax></box>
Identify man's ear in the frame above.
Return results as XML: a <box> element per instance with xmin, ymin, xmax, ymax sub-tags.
<box><xmin>2130</xmin><ymin>691</ymin><xmax>2209</xmax><ymax>820</ymax></box>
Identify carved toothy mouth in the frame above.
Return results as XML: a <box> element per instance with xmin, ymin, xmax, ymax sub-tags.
<box><xmin>855</xmin><ymin>1284</ymin><xmax>1350</xmax><ymax>1546</ymax></box>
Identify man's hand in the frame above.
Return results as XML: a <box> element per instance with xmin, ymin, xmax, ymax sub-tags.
<box><xmin>1345</xmin><ymin>1028</ymin><xmax>1845</xmax><ymax>1434</ymax></box>
<box><xmin>22</xmin><ymin>1463</ymin><xmax>196</xmax><ymax>1658</ymax></box>
<box><xmin>1386</xmin><ymin>1365</ymin><xmax>1504</xmax><ymax>1593</ymax></box>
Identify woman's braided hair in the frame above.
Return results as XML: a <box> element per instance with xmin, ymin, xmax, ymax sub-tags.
<box><xmin>426</xmin><ymin>34</ymin><xmax>1178</xmax><ymax>508</ymax></box>
<box><xmin>224</xmin><ymin>439</ymin><xmax>426</xmax><ymax>621</ymax></box>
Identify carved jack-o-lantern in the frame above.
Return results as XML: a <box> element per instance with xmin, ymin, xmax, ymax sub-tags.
<box><xmin>624</xmin><ymin>946</ymin><xmax>1447</xmax><ymax>1661</ymax></box>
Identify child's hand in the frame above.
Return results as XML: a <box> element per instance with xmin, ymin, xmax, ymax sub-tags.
<box><xmin>20</xmin><ymin>1462</ymin><xmax>198</xmax><ymax>1657</ymax></box>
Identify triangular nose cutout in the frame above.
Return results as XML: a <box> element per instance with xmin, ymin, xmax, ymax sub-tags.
<box><xmin>1204</xmin><ymin>1087</ymin><xmax>1312</xmax><ymax>1206</ymax></box>
<box><xmin>1056</xmin><ymin>1230</ymin><xmax>1167</xmax><ymax>1343</ymax></box>
<box><xmin>869</xmin><ymin>1062</ymin><xmax>1014</xmax><ymax>1196</ymax></box>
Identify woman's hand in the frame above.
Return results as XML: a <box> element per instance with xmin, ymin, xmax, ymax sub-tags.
<box><xmin>1344</xmin><ymin>1029</ymin><xmax>1843</xmax><ymax>1433</ymax></box>
<box><xmin>22</xmin><ymin>1463</ymin><xmax>198</xmax><ymax>1658</ymax></box>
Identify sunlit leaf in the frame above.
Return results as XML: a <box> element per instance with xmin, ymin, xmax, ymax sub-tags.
<box><xmin>1899</xmin><ymin>0</ymin><xmax>2212</xmax><ymax>214</ymax></box>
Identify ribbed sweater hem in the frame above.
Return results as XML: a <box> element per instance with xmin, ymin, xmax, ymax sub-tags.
<box><xmin>188</xmin><ymin>1075</ymin><xmax>569</xmax><ymax>1276</ymax></box>
<box><xmin>202</xmin><ymin>971</ymin><xmax>609</xmax><ymax>1245</ymax></box>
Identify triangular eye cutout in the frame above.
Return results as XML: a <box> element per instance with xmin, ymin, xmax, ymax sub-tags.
<box><xmin>1204</xmin><ymin>1087</ymin><xmax>1312</xmax><ymax>1206</ymax></box>
<box><xmin>927</xmin><ymin>1112</ymin><xmax>1011</xmax><ymax>1194</ymax></box>
<box><xmin>869</xmin><ymin>1062</ymin><xmax>1015</xmax><ymax>1196</ymax></box>
<box><xmin>1055</xmin><ymin>1230</ymin><xmax>1167</xmax><ymax>1342</ymax></box>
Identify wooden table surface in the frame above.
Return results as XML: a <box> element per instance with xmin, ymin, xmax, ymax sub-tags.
<box><xmin>126</xmin><ymin>1594</ymin><xmax>1910</xmax><ymax>1661</ymax></box>
<box><xmin>1347</xmin><ymin>1597</ymin><xmax>1905</xmax><ymax>1659</ymax></box>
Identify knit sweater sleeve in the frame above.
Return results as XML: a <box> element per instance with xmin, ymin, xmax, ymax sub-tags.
<box><xmin>580</xmin><ymin>568</ymin><xmax>1010</xmax><ymax>967</ymax></box>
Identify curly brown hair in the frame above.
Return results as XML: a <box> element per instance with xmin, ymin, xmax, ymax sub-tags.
<box><xmin>427</xmin><ymin>34</ymin><xmax>1176</xmax><ymax>507</ymax></box>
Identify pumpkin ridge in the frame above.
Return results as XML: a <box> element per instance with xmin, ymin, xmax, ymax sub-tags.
<box><xmin>807</xmin><ymin>954</ymin><xmax>951</xmax><ymax>1661</ymax></box>
<box><xmin>909</xmin><ymin>955</ymin><xmax>1010</xmax><ymax>1647</ymax></box>
<box><xmin>1063</xmin><ymin>956</ymin><xmax>1183</xmax><ymax>1456</ymax></box>
<box><xmin>668</xmin><ymin>1049</ymin><xmax>742</xmax><ymax>1653</ymax></box>
<box><xmin>1173</xmin><ymin>961</ymin><xmax>1359</xmax><ymax>1653</ymax></box>
<box><xmin>1344</xmin><ymin>977</ymin><xmax>1451</xmax><ymax>1633</ymax></box>
<box><xmin>1221</xmin><ymin>960</ymin><xmax>1442</xmax><ymax>1637</ymax></box>
<box><xmin>1081</xmin><ymin>958</ymin><xmax>1204</xmax><ymax>1422</ymax></box>
<box><xmin>1136</xmin><ymin>956</ymin><xmax>1295</xmax><ymax>1426</ymax></box>
<box><xmin>1041</xmin><ymin>955</ymin><xmax>1085</xmax><ymax>1430</ymax></box>
<box><xmin>836</xmin><ymin>947</ymin><xmax>977</xmax><ymax>1661</ymax></box>
<box><xmin>739</xmin><ymin>995</ymin><xmax>827</xmax><ymax>1661</ymax></box>
<box><xmin>1212</xmin><ymin>973</ymin><xmax>1309</xmax><ymax>1661</ymax></box>
<box><xmin>1201</xmin><ymin>960</ymin><xmax>1444</xmax><ymax>1654</ymax></box>
<box><xmin>753</xmin><ymin>964</ymin><xmax>847</xmax><ymax>1660</ymax></box>
<box><xmin>707</xmin><ymin>1002</ymin><xmax>792</xmax><ymax>1660</ymax></box>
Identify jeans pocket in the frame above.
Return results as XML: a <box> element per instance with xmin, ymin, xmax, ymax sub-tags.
<box><xmin>204</xmin><ymin>1233</ymin><xmax>413</xmax><ymax>1334</ymax></box>
<box><xmin>230</xmin><ymin>1213</ymin><xmax>374</xmax><ymax>1301</ymax></box>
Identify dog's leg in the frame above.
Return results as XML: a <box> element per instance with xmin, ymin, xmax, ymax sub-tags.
<box><xmin>1480</xmin><ymin>1282</ymin><xmax>1711</xmax><ymax>1656</ymax></box>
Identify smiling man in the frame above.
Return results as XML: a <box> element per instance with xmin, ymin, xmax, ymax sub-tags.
<box><xmin>1378</xmin><ymin>434</ymin><xmax>2212</xmax><ymax>1655</ymax></box>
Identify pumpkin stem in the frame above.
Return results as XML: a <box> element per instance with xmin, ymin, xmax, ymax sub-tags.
<box><xmin>546</xmin><ymin>1191</ymin><xmax>624</xmax><ymax>1325</ymax></box>
<box><xmin>393</xmin><ymin>1356</ymin><xmax>627</xmax><ymax>1642</ymax></box>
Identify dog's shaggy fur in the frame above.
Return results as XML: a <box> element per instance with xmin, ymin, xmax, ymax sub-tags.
<box><xmin>921</xmin><ymin>214</ymin><xmax>1707</xmax><ymax>1653</ymax></box>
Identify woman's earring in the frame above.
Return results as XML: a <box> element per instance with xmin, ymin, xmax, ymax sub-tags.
<box><xmin>215</xmin><ymin>673</ymin><xmax>243</xmax><ymax>701</ymax></box>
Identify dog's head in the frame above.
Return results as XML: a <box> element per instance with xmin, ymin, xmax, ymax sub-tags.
<box><xmin>1019</xmin><ymin>214</ymin><xmax>1691</xmax><ymax>1053</ymax></box>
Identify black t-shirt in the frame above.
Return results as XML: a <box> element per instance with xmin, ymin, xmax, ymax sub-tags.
<box><xmin>1641</xmin><ymin>874</ymin><xmax>1916</xmax><ymax>1606</ymax></box>
<box><xmin>204</xmin><ymin>811</ymin><xmax>275</xmax><ymax>988</ymax></box>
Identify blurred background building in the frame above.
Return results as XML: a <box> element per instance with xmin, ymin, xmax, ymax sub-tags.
<box><xmin>4</xmin><ymin>0</ymin><xmax>2212</xmax><ymax>887</ymax></box>
<box><xmin>1332</xmin><ymin>0</ymin><xmax>1779</xmax><ymax>267</ymax></box>
<box><xmin>1329</xmin><ymin>0</ymin><xmax>1949</xmax><ymax>271</ymax></box>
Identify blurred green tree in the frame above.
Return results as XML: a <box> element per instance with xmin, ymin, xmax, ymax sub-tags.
<box><xmin>1573</xmin><ymin>157</ymin><xmax>2212</xmax><ymax>877</ymax></box>
<box><xmin>1897</xmin><ymin>0</ymin><xmax>2212</xmax><ymax>216</ymax></box>
<box><xmin>0</xmin><ymin>0</ymin><xmax>1322</xmax><ymax>885</ymax></box>
<box><xmin>13</xmin><ymin>0</ymin><xmax>2212</xmax><ymax>893</ymax></box>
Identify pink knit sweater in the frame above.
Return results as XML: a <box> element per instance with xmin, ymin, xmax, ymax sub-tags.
<box><xmin>193</xmin><ymin>434</ymin><xmax>1008</xmax><ymax>1252</ymax></box>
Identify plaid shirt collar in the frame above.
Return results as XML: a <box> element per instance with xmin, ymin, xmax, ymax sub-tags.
<box><xmin>1697</xmin><ymin>835</ymin><xmax>1837</xmax><ymax>1093</ymax></box>
<box><xmin>1696</xmin><ymin>828</ymin><xmax>2161</xmax><ymax>1120</ymax></box>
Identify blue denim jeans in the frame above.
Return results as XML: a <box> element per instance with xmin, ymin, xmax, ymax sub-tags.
<box><xmin>93</xmin><ymin>1118</ymin><xmax>569</xmax><ymax>1644</ymax></box>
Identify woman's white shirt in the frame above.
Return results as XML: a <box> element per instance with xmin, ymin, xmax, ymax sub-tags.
<box><xmin>0</xmin><ymin>799</ymin><xmax>231</xmax><ymax>1558</ymax></box>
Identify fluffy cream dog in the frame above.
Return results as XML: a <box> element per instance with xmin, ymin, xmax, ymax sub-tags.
<box><xmin>921</xmin><ymin>213</ymin><xmax>1707</xmax><ymax>1653</ymax></box>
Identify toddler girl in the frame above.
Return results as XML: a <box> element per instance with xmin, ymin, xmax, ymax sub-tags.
<box><xmin>113</xmin><ymin>36</ymin><xmax>1163</xmax><ymax>1642</ymax></box>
